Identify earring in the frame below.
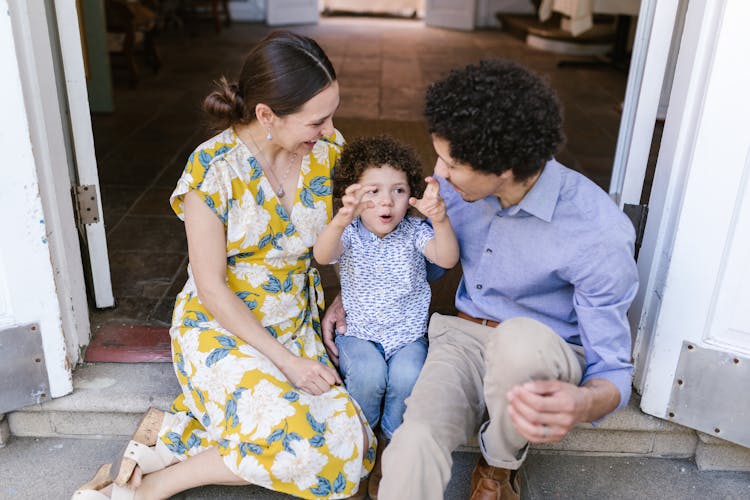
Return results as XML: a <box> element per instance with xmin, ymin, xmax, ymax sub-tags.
<box><xmin>266</xmin><ymin>128</ymin><xmax>272</xmax><ymax>141</ymax></box>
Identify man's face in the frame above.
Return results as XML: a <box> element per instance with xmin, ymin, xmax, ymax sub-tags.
<box><xmin>431</xmin><ymin>135</ymin><xmax>504</xmax><ymax>202</ymax></box>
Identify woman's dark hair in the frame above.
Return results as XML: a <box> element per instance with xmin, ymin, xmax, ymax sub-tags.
<box><xmin>424</xmin><ymin>59</ymin><xmax>564</xmax><ymax>182</ymax></box>
<box><xmin>203</xmin><ymin>31</ymin><xmax>336</xmax><ymax>131</ymax></box>
<box><xmin>333</xmin><ymin>135</ymin><xmax>425</xmax><ymax>199</ymax></box>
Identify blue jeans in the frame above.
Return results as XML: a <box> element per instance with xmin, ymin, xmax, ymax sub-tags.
<box><xmin>335</xmin><ymin>335</ymin><xmax>428</xmax><ymax>439</ymax></box>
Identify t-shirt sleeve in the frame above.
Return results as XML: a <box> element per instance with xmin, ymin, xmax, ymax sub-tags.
<box><xmin>169</xmin><ymin>146</ymin><xmax>231</xmax><ymax>224</ymax></box>
<box><xmin>327</xmin><ymin>222</ymin><xmax>355</xmax><ymax>265</ymax></box>
<box><xmin>341</xmin><ymin>223</ymin><xmax>356</xmax><ymax>253</ymax></box>
<box><xmin>412</xmin><ymin>217</ymin><xmax>435</xmax><ymax>255</ymax></box>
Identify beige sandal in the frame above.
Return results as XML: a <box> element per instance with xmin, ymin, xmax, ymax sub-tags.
<box><xmin>71</xmin><ymin>464</ymin><xmax>136</xmax><ymax>500</ymax></box>
<box><xmin>110</xmin><ymin>407</ymin><xmax>173</xmax><ymax>486</ymax></box>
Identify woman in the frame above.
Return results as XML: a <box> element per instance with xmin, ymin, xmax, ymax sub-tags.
<box><xmin>74</xmin><ymin>31</ymin><xmax>375</xmax><ymax>500</ymax></box>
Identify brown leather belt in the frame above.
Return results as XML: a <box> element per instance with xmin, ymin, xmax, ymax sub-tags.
<box><xmin>457</xmin><ymin>312</ymin><xmax>500</xmax><ymax>328</ymax></box>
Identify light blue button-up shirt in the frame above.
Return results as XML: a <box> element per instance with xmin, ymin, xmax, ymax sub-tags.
<box><xmin>338</xmin><ymin>216</ymin><xmax>434</xmax><ymax>359</ymax></box>
<box><xmin>434</xmin><ymin>159</ymin><xmax>639</xmax><ymax>410</ymax></box>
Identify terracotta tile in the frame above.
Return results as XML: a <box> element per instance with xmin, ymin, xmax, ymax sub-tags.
<box><xmin>84</xmin><ymin>324</ymin><xmax>171</xmax><ymax>363</ymax></box>
<box><xmin>90</xmin><ymin>296</ymin><xmax>160</xmax><ymax>326</ymax></box>
<box><xmin>100</xmin><ymin>185</ymin><xmax>143</xmax><ymax>225</ymax></box>
<box><xmin>107</xmin><ymin>251</ymin><xmax>185</xmax><ymax>297</ymax></box>
<box><xmin>130</xmin><ymin>187</ymin><xmax>177</xmax><ymax>217</ymax></box>
<box><xmin>107</xmin><ymin>216</ymin><xmax>187</xmax><ymax>253</ymax></box>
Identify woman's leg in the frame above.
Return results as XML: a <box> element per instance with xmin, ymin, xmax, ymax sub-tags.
<box><xmin>380</xmin><ymin>337</ymin><xmax>428</xmax><ymax>439</ymax></box>
<box><xmin>132</xmin><ymin>447</ymin><xmax>246</xmax><ymax>499</ymax></box>
<box><xmin>335</xmin><ymin>335</ymin><xmax>387</xmax><ymax>429</ymax></box>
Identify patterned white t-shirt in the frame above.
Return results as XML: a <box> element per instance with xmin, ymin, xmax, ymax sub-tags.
<box><xmin>337</xmin><ymin>215</ymin><xmax>434</xmax><ymax>359</ymax></box>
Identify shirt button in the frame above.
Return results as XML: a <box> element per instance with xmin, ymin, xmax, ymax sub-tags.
<box><xmin>476</xmin><ymin>284</ymin><xmax>483</xmax><ymax>290</ymax></box>
<box><xmin>486</xmin><ymin>248</ymin><xmax>493</xmax><ymax>254</ymax></box>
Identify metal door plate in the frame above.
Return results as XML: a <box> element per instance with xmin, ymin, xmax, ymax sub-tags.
<box><xmin>666</xmin><ymin>341</ymin><xmax>749</xmax><ymax>447</ymax></box>
<box><xmin>0</xmin><ymin>323</ymin><xmax>50</xmax><ymax>413</ymax></box>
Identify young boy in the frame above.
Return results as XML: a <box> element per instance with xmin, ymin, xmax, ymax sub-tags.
<box><xmin>313</xmin><ymin>135</ymin><xmax>459</xmax><ymax>496</ymax></box>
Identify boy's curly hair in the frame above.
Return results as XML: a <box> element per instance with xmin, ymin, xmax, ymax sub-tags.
<box><xmin>333</xmin><ymin>135</ymin><xmax>425</xmax><ymax>199</ymax></box>
<box><xmin>425</xmin><ymin>59</ymin><xmax>565</xmax><ymax>182</ymax></box>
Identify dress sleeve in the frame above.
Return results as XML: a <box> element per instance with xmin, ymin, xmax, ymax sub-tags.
<box><xmin>169</xmin><ymin>146</ymin><xmax>232</xmax><ymax>225</ymax></box>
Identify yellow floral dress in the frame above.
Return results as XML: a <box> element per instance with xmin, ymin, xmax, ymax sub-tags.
<box><xmin>163</xmin><ymin>128</ymin><xmax>375</xmax><ymax>499</ymax></box>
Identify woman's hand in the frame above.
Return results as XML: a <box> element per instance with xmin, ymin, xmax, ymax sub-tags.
<box><xmin>281</xmin><ymin>356</ymin><xmax>343</xmax><ymax>395</ymax></box>
<box><xmin>321</xmin><ymin>294</ymin><xmax>347</xmax><ymax>366</ymax></box>
<box><xmin>410</xmin><ymin>177</ymin><xmax>447</xmax><ymax>223</ymax></box>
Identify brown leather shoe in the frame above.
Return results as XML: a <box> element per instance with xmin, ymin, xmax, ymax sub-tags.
<box><xmin>469</xmin><ymin>456</ymin><xmax>520</xmax><ymax>500</ymax></box>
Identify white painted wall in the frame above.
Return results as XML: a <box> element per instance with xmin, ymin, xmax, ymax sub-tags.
<box><xmin>0</xmin><ymin>0</ymin><xmax>73</xmax><ymax>397</ymax></box>
<box><xmin>229</xmin><ymin>0</ymin><xmax>266</xmax><ymax>21</ymax></box>
<box><xmin>477</xmin><ymin>0</ymin><xmax>535</xmax><ymax>27</ymax></box>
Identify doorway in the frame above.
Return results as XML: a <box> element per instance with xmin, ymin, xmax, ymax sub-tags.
<box><xmin>85</xmin><ymin>15</ymin><xmax>650</xmax><ymax>361</ymax></box>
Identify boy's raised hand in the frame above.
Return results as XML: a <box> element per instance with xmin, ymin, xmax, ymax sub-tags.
<box><xmin>333</xmin><ymin>183</ymin><xmax>375</xmax><ymax>227</ymax></box>
<box><xmin>410</xmin><ymin>177</ymin><xmax>447</xmax><ymax>223</ymax></box>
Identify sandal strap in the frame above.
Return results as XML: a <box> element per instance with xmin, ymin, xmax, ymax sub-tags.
<box><xmin>111</xmin><ymin>484</ymin><xmax>136</xmax><ymax>500</ymax></box>
<box><xmin>71</xmin><ymin>491</ymin><xmax>108</xmax><ymax>500</ymax></box>
<box><xmin>123</xmin><ymin>439</ymin><xmax>174</xmax><ymax>474</ymax></box>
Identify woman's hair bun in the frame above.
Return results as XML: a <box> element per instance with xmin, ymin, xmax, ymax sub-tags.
<box><xmin>202</xmin><ymin>77</ymin><xmax>246</xmax><ymax>130</ymax></box>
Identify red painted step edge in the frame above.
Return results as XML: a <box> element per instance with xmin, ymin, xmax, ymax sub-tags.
<box><xmin>85</xmin><ymin>324</ymin><xmax>171</xmax><ymax>363</ymax></box>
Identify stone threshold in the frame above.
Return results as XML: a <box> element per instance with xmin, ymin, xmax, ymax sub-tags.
<box><xmin>7</xmin><ymin>362</ymin><xmax>750</xmax><ymax>471</ymax></box>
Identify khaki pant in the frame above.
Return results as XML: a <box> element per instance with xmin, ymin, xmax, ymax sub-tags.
<box><xmin>379</xmin><ymin>314</ymin><xmax>584</xmax><ymax>500</ymax></box>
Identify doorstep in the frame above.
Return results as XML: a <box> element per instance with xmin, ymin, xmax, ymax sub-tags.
<box><xmin>7</xmin><ymin>362</ymin><xmax>750</xmax><ymax>471</ymax></box>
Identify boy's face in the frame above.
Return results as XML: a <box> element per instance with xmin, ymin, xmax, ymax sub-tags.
<box><xmin>359</xmin><ymin>164</ymin><xmax>411</xmax><ymax>238</ymax></box>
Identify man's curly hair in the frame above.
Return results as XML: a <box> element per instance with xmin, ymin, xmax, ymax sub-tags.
<box><xmin>425</xmin><ymin>59</ymin><xmax>565</xmax><ymax>181</ymax></box>
<box><xmin>333</xmin><ymin>135</ymin><xmax>425</xmax><ymax>199</ymax></box>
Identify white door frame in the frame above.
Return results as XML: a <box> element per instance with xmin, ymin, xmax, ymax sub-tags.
<box><xmin>55</xmin><ymin>0</ymin><xmax>115</xmax><ymax>310</ymax></box>
<box><xmin>2</xmin><ymin>0</ymin><xmax>83</xmax><ymax>397</ymax></box>
<box><xmin>6</xmin><ymin>0</ymin><xmax>110</xmax><ymax>368</ymax></box>
<box><xmin>630</xmin><ymin>0</ymin><xmax>728</xmax><ymax>394</ymax></box>
<box><xmin>609</xmin><ymin>0</ymin><xmax>681</xmax><ymax>207</ymax></box>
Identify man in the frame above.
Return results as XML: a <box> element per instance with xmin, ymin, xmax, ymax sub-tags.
<box><xmin>323</xmin><ymin>60</ymin><xmax>639</xmax><ymax>500</ymax></box>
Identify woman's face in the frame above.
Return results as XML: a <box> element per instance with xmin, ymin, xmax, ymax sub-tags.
<box><xmin>275</xmin><ymin>81</ymin><xmax>340</xmax><ymax>153</ymax></box>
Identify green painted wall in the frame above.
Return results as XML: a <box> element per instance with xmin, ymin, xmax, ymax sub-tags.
<box><xmin>81</xmin><ymin>0</ymin><xmax>113</xmax><ymax>113</ymax></box>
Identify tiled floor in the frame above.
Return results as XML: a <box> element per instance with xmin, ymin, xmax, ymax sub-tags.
<box><xmin>90</xmin><ymin>16</ymin><xmax>636</xmax><ymax>332</ymax></box>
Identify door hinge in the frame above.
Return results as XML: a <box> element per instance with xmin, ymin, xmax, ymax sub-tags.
<box><xmin>623</xmin><ymin>203</ymin><xmax>648</xmax><ymax>258</ymax></box>
<box><xmin>73</xmin><ymin>184</ymin><xmax>101</xmax><ymax>225</ymax></box>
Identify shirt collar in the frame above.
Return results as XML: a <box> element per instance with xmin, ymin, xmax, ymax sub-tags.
<box><xmin>513</xmin><ymin>159</ymin><xmax>561</xmax><ymax>222</ymax></box>
<box><xmin>356</xmin><ymin>217</ymin><xmax>407</xmax><ymax>241</ymax></box>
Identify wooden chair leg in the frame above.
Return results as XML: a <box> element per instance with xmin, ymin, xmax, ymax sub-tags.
<box><xmin>144</xmin><ymin>31</ymin><xmax>161</xmax><ymax>73</ymax></box>
<box><xmin>211</xmin><ymin>0</ymin><xmax>220</xmax><ymax>33</ymax></box>
<box><xmin>222</xmin><ymin>0</ymin><xmax>231</xmax><ymax>26</ymax></box>
<box><xmin>122</xmin><ymin>29</ymin><xmax>138</xmax><ymax>88</ymax></box>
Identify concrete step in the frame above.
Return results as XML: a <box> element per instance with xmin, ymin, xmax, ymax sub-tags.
<box><xmin>7</xmin><ymin>362</ymin><xmax>750</xmax><ymax>471</ymax></box>
<box><xmin>3</xmin><ymin>436</ymin><xmax>750</xmax><ymax>500</ymax></box>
